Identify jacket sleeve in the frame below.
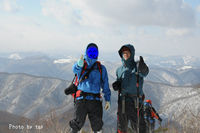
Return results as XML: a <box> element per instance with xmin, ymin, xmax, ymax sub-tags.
<box><xmin>101</xmin><ymin>65</ymin><xmax>111</xmax><ymax>102</ymax></box>
<box><xmin>72</xmin><ymin>62</ymin><xmax>83</xmax><ymax>76</ymax></box>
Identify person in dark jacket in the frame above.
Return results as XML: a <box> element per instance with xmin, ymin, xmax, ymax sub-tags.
<box><xmin>143</xmin><ymin>99</ymin><xmax>162</xmax><ymax>133</ymax></box>
<box><xmin>69</xmin><ymin>43</ymin><xmax>111</xmax><ymax>133</ymax></box>
<box><xmin>112</xmin><ymin>44</ymin><xmax>149</xmax><ymax>133</ymax></box>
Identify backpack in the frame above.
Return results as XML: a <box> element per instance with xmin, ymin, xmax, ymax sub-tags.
<box><xmin>144</xmin><ymin>102</ymin><xmax>159</xmax><ymax>120</ymax></box>
<box><xmin>64</xmin><ymin>60</ymin><xmax>102</xmax><ymax>102</ymax></box>
<box><xmin>72</xmin><ymin>60</ymin><xmax>102</xmax><ymax>95</ymax></box>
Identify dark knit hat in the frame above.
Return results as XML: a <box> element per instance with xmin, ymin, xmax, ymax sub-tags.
<box><xmin>86</xmin><ymin>43</ymin><xmax>98</xmax><ymax>50</ymax></box>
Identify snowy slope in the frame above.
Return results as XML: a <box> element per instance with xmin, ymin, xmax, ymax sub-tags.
<box><xmin>0</xmin><ymin>73</ymin><xmax>200</xmax><ymax>131</ymax></box>
<box><xmin>0</xmin><ymin>72</ymin><xmax>73</xmax><ymax>118</ymax></box>
<box><xmin>143</xmin><ymin>81</ymin><xmax>200</xmax><ymax>126</ymax></box>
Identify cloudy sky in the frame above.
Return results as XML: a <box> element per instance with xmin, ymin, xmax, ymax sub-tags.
<box><xmin>0</xmin><ymin>0</ymin><xmax>200</xmax><ymax>57</ymax></box>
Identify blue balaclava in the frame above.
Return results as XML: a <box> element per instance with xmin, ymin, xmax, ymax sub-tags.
<box><xmin>84</xmin><ymin>43</ymin><xmax>98</xmax><ymax>67</ymax></box>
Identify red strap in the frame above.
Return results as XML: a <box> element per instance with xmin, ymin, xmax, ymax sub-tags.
<box><xmin>72</xmin><ymin>93</ymin><xmax>75</xmax><ymax>98</ymax></box>
<box><xmin>136</xmin><ymin>83</ymin><xmax>139</xmax><ymax>88</ymax></box>
<box><xmin>72</xmin><ymin>90</ymin><xmax>82</xmax><ymax>98</ymax></box>
<box><xmin>151</xmin><ymin>111</ymin><xmax>159</xmax><ymax>119</ymax></box>
<box><xmin>74</xmin><ymin>76</ymin><xmax>78</xmax><ymax>86</ymax></box>
<box><xmin>71</xmin><ymin>61</ymin><xmax>87</xmax><ymax>98</ymax></box>
<box><xmin>75</xmin><ymin>90</ymin><xmax>82</xmax><ymax>97</ymax></box>
<box><xmin>117</xmin><ymin>129</ymin><xmax>127</xmax><ymax>133</ymax></box>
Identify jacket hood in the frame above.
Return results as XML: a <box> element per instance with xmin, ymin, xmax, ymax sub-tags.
<box><xmin>118</xmin><ymin>44</ymin><xmax>135</xmax><ymax>68</ymax></box>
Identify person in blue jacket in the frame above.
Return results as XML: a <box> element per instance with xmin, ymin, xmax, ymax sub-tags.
<box><xmin>69</xmin><ymin>43</ymin><xmax>111</xmax><ymax>133</ymax></box>
<box><xmin>112</xmin><ymin>44</ymin><xmax>149</xmax><ymax>133</ymax></box>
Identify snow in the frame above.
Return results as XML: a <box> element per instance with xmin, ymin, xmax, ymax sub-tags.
<box><xmin>8</xmin><ymin>95</ymin><xmax>20</xmax><ymax>113</ymax></box>
<box><xmin>53</xmin><ymin>56</ymin><xmax>76</xmax><ymax>64</ymax></box>
<box><xmin>160</xmin><ymin>60</ymin><xmax>177</xmax><ymax>65</ymax></box>
<box><xmin>8</xmin><ymin>53</ymin><xmax>22</xmax><ymax>60</ymax></box>
<box><xmin>183</xmin><ymin>56</ymin><xmax>193</xmax><ymax>65</ymax></box>
<box><xmin>161</xmin><ymin>72</ymin><xmax>178</xmax><ymax>84</ymax></box>
<box><xmin>177</xmin><ymin>65</ymin><xmax>192</xmax><ymax>71</ymax></box>
<box><xmin>53</xmin><ymin>59</ymin><xmax>73</xmax><ymax>64</ymax></box>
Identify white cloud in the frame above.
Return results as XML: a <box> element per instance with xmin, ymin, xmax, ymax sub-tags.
<box><xmin>41</xmin><ymin>0</ymin><xmax>81</xmax><ymax>25</ymax></box>
<box><xmin>41</xmin><ymin>0</ymin><xmax>196</xmax><ymax>28</ymax></box>
<box><xmin>0</xmin><ymin>0</ymin><xmax>21</xmax><ymax>12</ymax></box>
<box><xmin>0</xmin><ymin>0</ymin><xmax>200</xmax><ymax>58</ymax></box>
<box><xmin>0</xmin><ymin>15</ymin><xmax>88</xmax><ymax>52</ymax></box>
<box><xmin>166</xmin><ymin>28</ymin><xmax>191</xmax><ymax>36</ymax></box>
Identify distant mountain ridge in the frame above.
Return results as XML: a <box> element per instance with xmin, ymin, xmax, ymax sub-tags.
<box><xmin>2</xmin><ymin>54</ymin><xmax>200</xmax><ymax>86</ymax></box>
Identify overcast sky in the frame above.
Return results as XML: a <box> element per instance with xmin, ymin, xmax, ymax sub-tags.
<box><xmin>0</xmin><ymin>0</ymin><xmax>200</xmax><ymax>58</ymax></box>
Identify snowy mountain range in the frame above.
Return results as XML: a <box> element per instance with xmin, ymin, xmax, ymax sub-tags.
<box><xmin>0</xmin><ymin>53</ymin><xmax>200</xmax><ymax>85</ymax></box>
<box><xmin>0</xmin><ymin>72</ymin><xmax>199</xmax><ymax>132</ymax></box>
<box><xmin>0</xmin><ymin>53</ymin><xmax>200</xmax><ymax>132</ymax></box>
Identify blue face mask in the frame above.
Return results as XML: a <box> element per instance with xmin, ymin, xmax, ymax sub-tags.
<box><xmin>86</xmin><ymin>47</ymin><xmax>98</xmax><ymax>59</ymax></box>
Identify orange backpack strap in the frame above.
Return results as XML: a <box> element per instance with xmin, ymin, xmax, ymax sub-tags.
<box><xmin>151</xmin><ymin>108</ymin><xmax>159</xmax><ymax>119</ymax></box>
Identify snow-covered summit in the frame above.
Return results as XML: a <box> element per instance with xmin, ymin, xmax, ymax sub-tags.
<box><xmin>53</xmin><ymin>56</ymin><xmax>76</xmax><ymax>64</ymax></box>
<box><xmin>177</xmin><ymin>65</ymin><xmax>192</xmax><ymax>71</ymax></box>
<box><xmin>8</xmin><ymin>53</ymin><xmax>22</xmax><ymax>60</ymax></box>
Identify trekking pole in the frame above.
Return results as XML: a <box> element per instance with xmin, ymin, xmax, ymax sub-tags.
<box><xmin>159</xmin><ymin>121</ymin><xmax>163</xmax><ymax>133</ymax></box>
<box><xmin>136</xmin><ymin>56</ymin><xmax>141</xmax><ymax>133</ymax></box>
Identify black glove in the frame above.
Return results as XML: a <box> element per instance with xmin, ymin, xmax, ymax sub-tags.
<box><xmin>158</xmin><ymin>117</ymin><xmax>162</xmax><ymax>122</ymax></box>
<box><xmin>112</xmin><ymin>80</ymin><xmax>121</xmax><ymax>91</ymax></box>
<box><xmin>138</xmin><ymin>56</ymin><xmax>149</xmax><ymax>75</ymax></box>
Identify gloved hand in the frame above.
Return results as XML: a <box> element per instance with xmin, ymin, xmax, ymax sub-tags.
<box><xmin>138</xmin><ymin>56</ymin><xmax>149</xmax><ymax>75</ymax></box>
<box><xmin>104</xmin><ymin>101</ymin><xmax>110</xmax><ymax>111</ymax></box>
<box><xmin>112</xmin><ymin>80</ymin><xmax>121</xmax><ymax>91</ymax></box>
<box><xmin>77</xmin><ymin>55</ymin><xmax>84</xmax><ymax>67</ymax></box>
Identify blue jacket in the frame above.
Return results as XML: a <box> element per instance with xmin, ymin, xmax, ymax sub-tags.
<box><xmin>116</xmin><ymin>44</ymin><xmax>149</xmax><ymax>96</ymax></box>
<box><xmin>73</xmin><ymin>50</ymin><xmax>111</xmax><ymax>102</ymax></box>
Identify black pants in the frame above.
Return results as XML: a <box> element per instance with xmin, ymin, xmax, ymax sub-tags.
<box><xmin>117</xmin><ymin>97</ymin><xmax>146</xmax><ymax>133</ymax></box>
<box><xmin>69</xmin><ymin>100</ymin><xmax>103</xmax><ymax>132</ymax></box>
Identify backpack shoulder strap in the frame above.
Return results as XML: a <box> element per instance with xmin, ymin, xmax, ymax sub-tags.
<box><xmin>78</xmin><ymin>61</ymin><xmax>103</xmax><ymax>83</ymax></box>
<box><xmin>79</xmin><ymin>61</ymin><xmax>97</xmax><ymax>82</ymax></box>
<box><xmin>96</xmin><ymin>61</ymin><xmax>103</xmax><ymax>82</ymax></box>
<box><xmin>74</xmin><ymin>60</ymin><xmax>87</xmax><ymax>85</ymax></box>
